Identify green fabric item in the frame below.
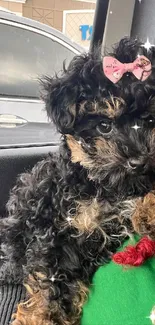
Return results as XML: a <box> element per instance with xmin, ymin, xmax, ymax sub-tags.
<box><xmin>81</xmin><ymin>236</ymin><xmax>155</xmax><ymax>325</ymax></box>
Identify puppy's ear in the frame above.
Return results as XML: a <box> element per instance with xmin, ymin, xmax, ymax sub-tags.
<box><xmin>41</xmin><ymin>54</ymin><xmax>89</xmax><ymax>134</ymax></box>
<box><xmin>41</xmin><ymin>75</ymin><xmax>77</xmax><ymax>133</ymax></box>
<box><xmin>41</xmin><ymin>50</ymin><xmax>102</xmax><ymax>133</ymax></box>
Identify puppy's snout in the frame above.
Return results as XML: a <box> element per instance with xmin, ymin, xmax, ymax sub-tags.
<box><xmin>128</xmin><ymin>158</ymin><xmax>147</xmax><ymax>171</ymax></box>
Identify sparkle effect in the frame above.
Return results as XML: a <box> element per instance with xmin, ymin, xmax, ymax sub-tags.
<box><xmin>0</xmin><ymin>256</ymin><xmax>4</xmax><ymax>260</ymax></box>
<box><xmin>131</xmin><ymin>123</ymin><xmax>141</xmax><ymax>131</ymax></box>
<box><xmin>66</xmin><ymin>216</ymin><xmax>72</xmax><ymax>223</ymax></box>
<box><xmin>138</xmin><ymin>0</ymin><xmax>142</xmax><ymax>3</ymax></box>
<box><xmin>142</xmin><ymin>38</ymin><xmax>154</xmax><ymax>52</ymax></box>
<box><xmin>50</xmin><ymin>276</ymin><xmax>55</xmax><ymax>282</ymax></box>
<box><xmin>147</xmin><ymin>309</ymin><xmax>155</xmax><ymax>322</ymax></box>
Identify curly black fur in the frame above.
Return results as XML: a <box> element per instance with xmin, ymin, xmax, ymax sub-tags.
<box><xmin>1</xmin><ymin>37</ymin><xmax>155</xmax><ymax>324</ymax></box>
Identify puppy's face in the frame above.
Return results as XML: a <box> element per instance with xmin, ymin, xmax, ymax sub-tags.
<box><xmin>42</xmin><ymin>39</ymin><xmax>155</xmax><ymax>198</ymax></box>
<box><xmin>66</xmin><ymin>96</ymin><xmax>155</xmax><ymax>197</ymax></box>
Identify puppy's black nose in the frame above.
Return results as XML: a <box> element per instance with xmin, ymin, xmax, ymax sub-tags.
<box><xmin>128</xmin><ymin>159</ymin><xmax>146</xmax><ymax>170</ymax></box>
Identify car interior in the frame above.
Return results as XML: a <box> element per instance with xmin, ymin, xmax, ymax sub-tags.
<box><xmin>0</xmin><ymin>0</ymin><xmax>148</xmax><ymax>217</ymax></box>
<box><xmin>0</xmin><ymin>8</ymin><xmax>82</xmax><ymax>217</ymax></box>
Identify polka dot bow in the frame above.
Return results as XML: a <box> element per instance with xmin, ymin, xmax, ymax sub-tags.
<box><xmin>103</xmin><ymin>55</ymin><xmax>152</xmax><ymax>83</ymax></box>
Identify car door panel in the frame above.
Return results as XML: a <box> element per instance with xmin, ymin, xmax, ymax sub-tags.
<box><xmin>0</xmin><ymin>12</ymin><xmax>82</xmax><ymax>218</ymax></box>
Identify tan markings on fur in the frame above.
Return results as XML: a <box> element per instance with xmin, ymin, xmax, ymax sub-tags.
<box><xmin>66</xmin><ymin>135</ymin><xmax>85</xmax><ymax>163</ymax></box>
<box><xmin>11</xmin><ymin>273</ymin><xmax>71</xmax><ymax>325</ymax></box>
<box><xmin>11</xmin><ymin>273</ymin><xmax>51</xmax><ymax>325</ymax></box>
<box><xmin>95</xmin><ymin>137</ymin><xmax>117</xmax><ymax>157</ymax></box>
<box><xmin>79</xmin><ymin>101</ymin><xmax>87</xmax><ymax>114</ymax></box>
<box><xmin>79</xmin><ymin>101</ymin><xmax>99</xmax><ymax>115</ymax></box>
<box><xmin>67</xmin><ymin>135</ymin><xmax>119</xmax><ymax>171</ymax></box>
<box><xmin>71</xmin><ymin>199</ymin><xmax>101</xmax><ymax>233</ymax></box>
<box><xmin>92</xmin><ymin>137</ymin><xmax>121</xmax><ymax>172</ymax></box>
<box><xmin>12</xmin><ymin>274</ymin><xmax>88</xmax><ymax>325</ymax></box>
<box><xmin>72</xmin><ymin>281</ymin><xmax>89</xmax><ymax>318</ymax></box>
<box><xmin>150</xmin><ymin>128</ymin><xmax>155</xmax><ymax>149</ymax></box>
<box><xmin>102</xmin><ymin>96</ymin><xmax>125</xmax><ymax>118</ymax></box>
<box><xmin>69</xmin><ymin>104</ymin><xmax>76</xmax><ymax>117</ymax></box>
<box><xmin>132</xmin><ymin>192</ymin><xmax>155</xmax><ymax>239</ymax></box>
<box><xmin>66</xmin><ymin>135</ymin><xmax>93</xmax><ymax>167</ymax></box>
<box><xmin>78</xmin><ymin>96</ymin><xmax>125</xmax><ymax>118</ymax></box>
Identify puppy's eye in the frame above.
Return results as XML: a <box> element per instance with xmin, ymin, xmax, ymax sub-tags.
<box><xmin>146</xmin><ymin>118</ymin><xmax>155</xmax><ymax>127</ymax></box>
<box><xmin>79</xmin><ymin>92</ymin><xmax>86</xmax><ymax>100</ymax></box>
<box><xmin>97</xmin><ymin>122</ymin><xmax>112</xmax><ymax>135</ymax></box>
<box><xmin>149</xmin><ymin>119</ymin><xmax>154</xmax><ymax>124</ymax></box>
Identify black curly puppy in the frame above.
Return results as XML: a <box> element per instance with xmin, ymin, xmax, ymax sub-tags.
<box><xmin>1</xmin><ymin>37</ymin><xmax>155</xmax><ymax>325</ymax></box>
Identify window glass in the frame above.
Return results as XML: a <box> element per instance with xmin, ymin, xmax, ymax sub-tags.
<box><xmin>0</xmin><ymin>23</ymin><xmax>77</xmax><ymax>98</ymax></box>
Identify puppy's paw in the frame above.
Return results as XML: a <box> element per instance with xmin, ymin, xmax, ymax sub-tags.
<box><xmin>132</xmin><ymin>192</ymin><xmax>155</xmax><ymax>239</ymax></box>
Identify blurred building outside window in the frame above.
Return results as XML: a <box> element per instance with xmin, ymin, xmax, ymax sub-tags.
<box><xmin>0</xmin><ymin>0</ymin><xmax>96</xmax><ymax>48</ymax></box>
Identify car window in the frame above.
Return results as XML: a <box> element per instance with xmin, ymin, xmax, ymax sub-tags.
<box><xmin>0</xmin><ymin>23</ymin><xmax>77</xmax><ymax>99</ymax></box>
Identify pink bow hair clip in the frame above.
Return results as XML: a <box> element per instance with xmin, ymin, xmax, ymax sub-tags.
<box><xmin>103</xmin><ymin>55</ymin><xmax>152</xmax><ymax>84</ymax></box>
